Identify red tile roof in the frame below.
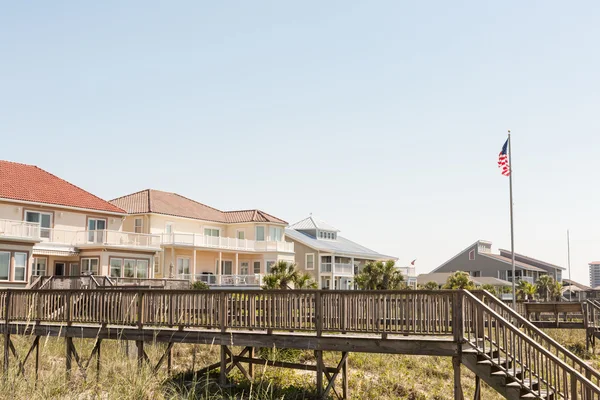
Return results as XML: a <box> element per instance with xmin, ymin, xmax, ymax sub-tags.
<box><xmin>0</xmin><ymin>160</ymin><xmax>125</xmax><ymax>214</ymax></box>
<box><xmin>110</xmin><ymin>189</ymin><xmax>287</xmax><ymax>224</ymax></box>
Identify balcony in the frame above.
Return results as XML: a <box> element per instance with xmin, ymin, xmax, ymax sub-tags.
<box><xmin>0</xmin><ymin>219</ymin><xmax>41</xmax><ymax>242</ymax></box>
<box><xmin>397</xmin><ymin>266</ymin><xmax>416</xmax><ymax>277</ymax></box>
<box><xmin>507</xmin><ymin>276</ymin><xmax>534</xmax><ymax>284</ymax></box>
<box><xmin>320</xmin><ymin>262</ymin><xmax>354</xmax><ymax>276</ymax></box>
<box><xmin>179</xmin><ymin>273</ymin><xmax>263</xmax><ymax>287</ymax></box>
<box><xmin>161</xmin><ymin>233</ymin><xmax>294</xmax><ymax>253</ymax></box>
<box><xmin>0</xmin><ymin>220</ymin><xmax>161</xmax><ymax>251</ymax></box>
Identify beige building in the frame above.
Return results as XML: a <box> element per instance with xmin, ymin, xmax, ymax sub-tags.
<box><xmin>0</xmin><ymin>161</ymin><xmax>161</xmax><ymax>287</ymax></box>
<box><xmin>285</xmin><ymin>215</ymin><xmax>398</xmax><ymax>289</ymax></box>
<box><xmin>110</xmin><ymin>189</ymin><xmax>294</xmax><ymax>286</ymax></box>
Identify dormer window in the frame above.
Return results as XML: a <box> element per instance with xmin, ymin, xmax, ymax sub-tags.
<box><xmin>318</xmin><ymin>230</ymin><xmax>336</xmax><ymax>240</ymax></box>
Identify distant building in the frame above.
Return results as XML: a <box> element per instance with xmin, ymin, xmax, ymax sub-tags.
<box><xmin>285</xmin><ymin>215</ymin><xmax>402</xmax><ymax>290</ymax></box>
<box><xmin>432</xmin><ymin>240</ymin><xmax>565</xmax><ymax>284</ymax></box>
<box><xmin>589</xmin><ymin>262</ymin><xmax>600</xmax><ymax>288</ymax></box>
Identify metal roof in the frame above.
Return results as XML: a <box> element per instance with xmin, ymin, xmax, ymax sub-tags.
<box><xmin>417</xmin><ymin>273</ymin><xmax>512</xmax><ymax>287</ymax></box>
<box><xmin>284</xmin><ymin>228</ymin><xmax>396</xmax><ymax>260</ymax></box>
<box><xmin>289</xmin><ymin>216</ymin><xmax>340</xmax><ymax>232</ymax></box>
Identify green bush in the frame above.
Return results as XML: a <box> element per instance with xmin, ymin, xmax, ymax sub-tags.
<box><xmin>191</xmin><ymin>281</ymin><xmax>209</xmax><ymax>290</ymax></box>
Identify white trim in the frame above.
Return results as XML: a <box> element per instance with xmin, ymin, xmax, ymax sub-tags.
<box><xmin>176</xmin><ymin>256</ymin><xmax>191</xmax><ymax>276</ymax></box>
<box><xmin>134</xmin><ymin>217</ymin><xmax>143</xmax><ymax>234</ymax></box>
<box><xmin>252</xmin><ymin>260</ymin><xmax>262</xmax><ymax>274</ymax></box>
<box><xmin>203</xmin><ymin>226</ymin><xmax>221</xmax><ymax>237</ymax></box>
<box><xmin>215</xmin><ymin>258</ymin><xmax>234</xmax><ymax>275</ymax></box>
<box><xmin>239</xmin><ymin>260</ymin><xmax>250</xmax><ymax>275</ymax></box>
<box><xmin>468</xmin><ymin>249</ymin><xmax>475</xmax><ymax>261</ymax></box>
<box><xmin>165</xmin><ymin>222</ymin><xmax>174</xmax><ymax>234</ymax></box>
<box><xmin>0</xmin><ymin>198</ymin><xmax>125</xmax><ymax>216</ymax></box>
<box><xmin>265</xmin><ymin>259</ymin><xmax>276</xmax><ymax>273</ymax></box>
<box><xmin>81</xmin><ymin>257</ymin><xmax>99</xmax><ymax>275</ymax></box>
<box><xmin>306</xmin><ymin>253</ymin><xmax>315</xmax><ymax>270</ymax></box>
<box><xmin>13</xmin><ymin>252</ymin><xmax>27</xmax><ymax>282</ymax></box>
<box><xmin>255</xmin><ymin>225</ymin><xmax>266</xmax><ymax>241</ymax></box>
<box><xmin>236</xmin><ymin>229</ymin><xmax>245</xmax><ymax>240</ymax></box>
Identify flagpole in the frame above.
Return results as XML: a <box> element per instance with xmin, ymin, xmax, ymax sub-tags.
<box><xmin>567</xmin><ymin>229</ymin><xmax>572</xmax><ymax>301</ymax></box>
<box><xmin>508</xmin><ymin>130</ymin><xmax>516</xmax><ymax>310</ymax></box>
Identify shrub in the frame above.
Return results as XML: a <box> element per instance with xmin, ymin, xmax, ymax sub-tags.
<box><xmin>191</xmin><ymin>281</ymin><xmax>209</xmax><ymax>290</ymax></box>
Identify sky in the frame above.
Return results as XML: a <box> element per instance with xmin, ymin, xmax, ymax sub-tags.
<box><xmin>1</xmin><ymin>1</ymin><xmax>599</xmax><ymax>284</ymax></box>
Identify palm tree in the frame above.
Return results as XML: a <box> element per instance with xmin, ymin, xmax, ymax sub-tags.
<box><xmin>295</xmin><ymin>272</ymin><xmax>318</xmax><ymax>289</ymax></box>
<box><xmin>536</xmin><ymin>275</ymin><xmax>554</xmax><ymax>301</ymax></box>
<box><xmin>550</xmin><ymin>281</ymin><xmax>564</xmax><ymax>301</ymax></box>
<box><xmin>517</xmin><ymin>280</ymin><xmax>537</xmax><ymax>301</ymax></box>
<box><xmin>261</xmin><ymin>261</ymin><xmax>317</xmax><ymax>289</ymax></box>
<box><xmin>354</xmin><ymin>260</ymin><xmax>404</xmax><ymax>290</ymax></box>
<box><xmin>442</xmin><ymin>271</ymin><xmax>475</xmax><ymax>290</ymax></box>
<box><xmin>422</xmin><ymin>281</ymin><xmax>439</xmax><ymax>290</ymax></box>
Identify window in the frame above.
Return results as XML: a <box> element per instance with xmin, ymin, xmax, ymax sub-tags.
<box><xmin>266</xmin><ymin>261</ymin><xmax>275</xmax><ymax>273</ymax></box>
<box><xmin>15</xmin><ymin>254</ymin><xmax>29</xmax><ymax>280</ymax></box>
<box><xmin>112</xmin><ymin>258</ymin><xmax>150</xmax><ymax>278</ymax></box>
<box><xmin>110</xmin><ymin>258</ymin><xmax>123</xmax><ymax>278</ymax></box>
<box><xmin>177</xmin><ymin>258</ymin><xmax>190</xmax><ymax>276</ymax></box>
<box><xmin>134</xmin><ymin>218</ymin><xmax>143</xmax><ymax>233</ymax></box>
<box><xmin>123</xmin><ymin>259</ymin><xmax>136</xmax><ymax>278</ymax></box>
<box><xmin>32</xmin><ymin>257</ymin><xmax>47</xmax><ymax>276</ymax></box>
<box><xmin>81</xmin><ymin>258</ymin><xmax>99</xmax><ymax>275</ymax></box>
<box><xmin>237</xmin><ymin>230</ymin><xmax>245</xmax><ymax>240</ymax></box>
<box><xmin>306</xmin><ymin>253</ymin><xmax>315</xmax><ymax>270</ymax></box>
<box><xmin>215</xmin><ymin>260</ymin><xmax>233</xmax><ymax>275</ymax></box>
<box><xmin>165</xmin><ymin>222</ymin><xmax>173</xmax><ymax>234</ymax></box>
<box><xmin>70</xmin><ymin>263</ymin><xmax>80</xmax><ymax>276</ymax></box>
<box><xmin>87</xmin><ymin>218</ymin><xmax>107</xmax><ymax>243</ymax></box>
<box><xmin>25</xmin><ymin>211</ymin><xmax>52</xmax><ymax>239</ymax></box>
<box><xmin>204</xmin><ymin>228</ymin><xmax>220</xmax><ymax>237</ymax></box>
<box><xmin>255</xmin><ymin>226</ymin><xmax>265</xmax><ymax>241</ymax></box>
<box><xmin>471</xmin><ymin>271</ymin><xmax>481</xmax><ymax>277</ymax></box>
<box><xmin>240</xmin><ymin>261</ymin><xmax>249</xmax><ymax>275</ymax></box>
<box><xmin>468</xmin><ymin>250</ymin><xmax>475</xmax><ymax>260</ymax></box>
<box><xmin>0</xmin><ymin>252</ymin><xmax>9</xmax><ymax>280</ymax></box>
<box><xmin>269</xmin><ymin>227</ymin><xmax>282</xmax><ymax>241</ymax></box>
<box><xmin>154</xmin><ymin>257</ymin><xmax>160</xmax><ymax>273</ymax></box>
<box><xmin>253</xmin><ymin>261</ymin><xmax>261</xmax><ymax>274</ymax></box>
<box><xmin>136</xmin><ymin>260</ymin><xmax>149</xmax><ymax>279</ymax></box>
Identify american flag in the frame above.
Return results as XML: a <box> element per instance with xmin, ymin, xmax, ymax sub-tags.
<box><xmin>498</xmin><ymin>139</ymin><xmax>510</xmax><ymax>176</ymax></box>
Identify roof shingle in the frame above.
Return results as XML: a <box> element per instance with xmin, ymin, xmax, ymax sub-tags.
<box><xmin>110</xmin><ymin>189</ymin><xmax>287</xmax><ymax>224</ymax></box>
<box><xmin>0</xmin><ymin>160</ymin><xmax>125</xmax><ymax>214</ymax></box>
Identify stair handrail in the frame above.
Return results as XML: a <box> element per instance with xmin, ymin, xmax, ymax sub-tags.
<box><xmin>473</xmin><ymin>289</ymin><xmax>600</xmax><ymax>386</ymax></box>
<box><xmin>586</xmin><ymin>299</ymin><xmax>600</xmax><ymax>328</ymax></box>
<box><xmin>462</xmin><ymin>290</ymin><xmax>600</xmax><ymax>398</ymax></box>
<box><xmin>38</xmin><ymin>276</ymin><xmax>54</xmax><ymax>290</ymax></box>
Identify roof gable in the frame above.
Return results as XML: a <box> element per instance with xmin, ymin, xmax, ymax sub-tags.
<box><xmin>110</xmin><ymin>189</ymin><xmax>287</xmax><ymax>224</ymax></box>
<box><xmin>498</xmin><ymin>249</ymin><xmax>566</xmax><ymax>270</ymax></box>
<box><xmin>0</xmin><ymin>160</ymin><xmax>125</xmax><ymax>214</ymax></box>
<box><xmin>290</xmin><ymin>215</ymin><xmax>339</xmax><ymax>232</ymax></box>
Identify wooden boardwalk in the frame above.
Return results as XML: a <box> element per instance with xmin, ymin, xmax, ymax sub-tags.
<box><xmin>1</xmin><ymin>289</ymin><xmax>600</xmax><ymax>399</ymax></box>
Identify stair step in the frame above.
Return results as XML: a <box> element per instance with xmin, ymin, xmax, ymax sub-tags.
<box><xmin>506</xmin><ymin>379</ymin><xmax>539</xmax><ymax>389</ymax></box>
<box><xmin>519</xmin><ymin>390</ymin><xmax>554</xmax><ymax>399</ymax></box>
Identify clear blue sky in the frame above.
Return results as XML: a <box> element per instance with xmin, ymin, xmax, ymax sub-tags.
<box><xmin>2</xmin><ymin>1</ymin><xmax>599</xmax><ymax>284</ymax></box>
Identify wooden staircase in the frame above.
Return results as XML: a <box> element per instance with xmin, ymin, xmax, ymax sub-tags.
<box><xmin>460</xmin><ymin>291</ymin><xmax>600</xmax><ymax>399</ymax></box>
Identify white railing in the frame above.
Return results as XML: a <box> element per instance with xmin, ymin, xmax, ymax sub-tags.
<box><xmin>179</xmin><ymin>273</ymin><xmax>263</xmax><ymax>286</ymax></box>
<box><xmin>507</xmin><ymin>275</ymin><xmax>534</xmax><ymax>284</ymax></box>
<box><xmin>76</xmin><ymin>230</ymin><xmax>162</xmax><ymax>249</ymax></box>
<box><xmin>161</xmin><ymin>233</ymin><xmax>294</xmax><ymax>253</ymax></box>
<box><xmin>0</xmin><ymin>219</ymin><xmax>40</xmax><ymax>240</ymax></box>
<box><xmin>320</xmin><ymin>263</ymin><xmax>354</xmax><ymax>275</ymax></box>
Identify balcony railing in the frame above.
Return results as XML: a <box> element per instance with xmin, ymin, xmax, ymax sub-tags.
<box><xmin>397</xmin><ymin>266</ymin><xmax>416</xmax><ymax>277</ymax></box>
<box><xmin>76</xmin><ymin>230</ymin><xmax>162</xmax><ymax>249</ymax></box>
<box><xmin>0</xmin><ymin>219</ymin><xmax>40</xmax><ymax>241</ymax></box>
<box><xmin>320</xmin><ymin>262</ymin><xmax>354</xmax><ymax>275</ymax></box>
<box><xmin>179</xmin><ymin>273</ymin><xmax>263</xmax><ymax>286</ymax></box>
<box><xmin>161</xmin><ymin>233</ymin><xmax>294</xmax><ymax>253</ymax></box>
<box><xmin>507</xmin><ymin>276</ymin><xmax>534</xmax><ymax>284</ymax></box>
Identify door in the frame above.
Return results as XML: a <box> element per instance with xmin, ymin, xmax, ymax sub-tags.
<box><xmin>55</xmin><ymin>262</ymin><xmax>66</xmax><ymax>276</ymax></box>
<box><xmin>240</xmin><ymin>261</ymin><xmax>249</xmax><ymax>275</ymax></box>
<box><xmin>88</xmin><ymin>219</ymin><xmax>107</xmax><ymax>243</ymax></box>
<box><xmin>25</xmin><ymin>211</ymin><xmax>52</xmax><ymax>239</ymax></box>
<box><xmin>222</xmin><ymin>261</ymin><xmax>233</xmax><ymax>275</ymax></box>
<box><xmin>70</xmin><ymin>263</ymin><xmax>80</xmax><ymax>276</ymax></box>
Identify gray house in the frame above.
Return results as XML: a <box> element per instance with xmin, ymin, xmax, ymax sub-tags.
<box><xmin>432</xmin><ymin>240</ymin><xmax>565</xmax><ymax>284</ymax></box>
<box><xmin>284</xmin><ymin>215</ymin><xmax>401</xmax><ymax>290</ymax></box>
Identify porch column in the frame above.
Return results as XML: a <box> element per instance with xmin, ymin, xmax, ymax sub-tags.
<box><xmin>218</xmin><ymin>251</ymin><xmax>222</xmax><ymax>274</ymax></box>
<box><xmin>161</xmin><ymin>248</ymin><xmax>165</xmax><ymax>277</ymax></box>
<box><xmin>170</xmin><ymin>247</ymin><xmax>175</xmax><ymax>278</ymax></box>
<box><xmin>193</xmin><ymin>249</ymin><xmax>197</xmax><ymax>277</ymax></box>
<box><xmin>235</xmin><ymin>253</ymin><xmax>239</xmax><ymax>276</ymax></box>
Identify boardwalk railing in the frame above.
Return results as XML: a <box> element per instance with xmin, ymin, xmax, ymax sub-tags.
<box><xmin>3</xmin><ymin>288</ymin><xmax>600</xmax><ymax>398</ymax></box>
<box><xmin>464</xmin><ymin>291</ymin><xmax>600</xmax><ymax>399</ymax></box>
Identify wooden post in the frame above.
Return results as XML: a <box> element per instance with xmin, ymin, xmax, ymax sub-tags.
<box><xmin>4</xmin><ymin>290</ymin><xmax>11</xmax><ymax>377</ymax></box>
<box><xmin>35</xmin><ymin>336</ymin><xmax>39</xmax><ymax>385</ymax></box>
<box><xmin>342</xmin><ymin>352</ymin><xmax>348</xmax><ymax>400</ymax></box>
<box><xmin>473</xmin><ymin>375</ymin><xmax>481</xmax><ymax>400</ymax></box>
<box><xmin>248</xmin><ymin>347</ymin><xmax>254</xmax><ymax>379</ymax></box>
<box><xmin>452</xmin><ymin>355</ymin><xmax>463</xmax><ymax>400</ymax></box>
<box><xmin>96</xmin><ymin>339</ymin><xmax>101</xmax><ymax>382</ymax></box>
<box><xmin>220</xmin><ymin>345</ymin><xmax>227</xmax><ymax>386</ymax></box>
<box><xmin>65</xmin><ymin>291</ymin><xmax>72</xmax><ymax>379</ymax></box>
<box><xmin>167</xmin><ymin>343</ymin><xmax>172</xmax><ymax>374</ymax></box>
<box><xmin>137</xmin><ymin>291</ymin><xmax>145</xmax><ymax>368</ymax></box>
<box><xmin>315</xmin><ymin>350</ymin><xmax>323</xmax><ymax>398</ymax></box>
